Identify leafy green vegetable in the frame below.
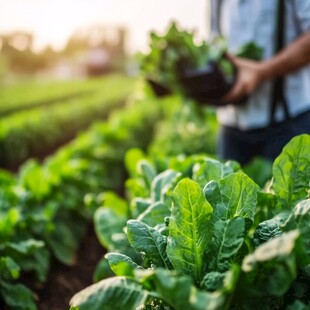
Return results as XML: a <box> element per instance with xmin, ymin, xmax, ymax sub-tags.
<box><xmin>71</xmin><ymin>135</ymin><xmax>310</xmax><ymax>309</ymax></box>
<box><xmin>282</xmin><ymin>199</ymin><xmax>310</xmax><ymax>254</ymax></box>
<box><xmin>94</xmin><ymin>208</ymin><xmax>128</xmax><ymax>252</ymax></box>
<box><xmin>206</xmin><ymin>217</ymin><xmax>245</xmax><ymax>272</ymax></box>
<box><xmin>138</xmin><ymin>22</ymin><xmax>210</xmax><ymax>92</ymax></box>
<box><xmin>236</xmin><ymin>41</ymin><xmax>264</xmax><ymax>61</ymax></box>
<box><xmin>192</xmin><ymin>158</ymin><xmax>240</xmax><ymax>188</ymax></box>
<box><xmin>139</xmin><ymin>22</ymin><xmax>264</xmax><ymax>99</ymax></box>
<box><xmin>127</xmin><ymin>220</ymin><xmax>172</xmax><ymax>269</ymax></box>
<box><xmin>137</xmin><ymin>201</ymin><xmax>170</xmax><ymax>229</ymax></box>
<box><xmin>70</xmin><ymin>277</ymin><xmax>150</xmax><ymax>310</ymax></box>
<box><xmin>272</xmin><ymin>134</ymin><xmax>310</xmax><ymax>208</ymax></box>
<box><xmin>0</xmin><ymin>280</ymin><xmax>36</xmax><ymax>310</ymax></box>
<box><xmin>204</xmin><ymin>172</ymin><xmax>260</xmax><ymax>224</ymax></box>
<box><xmin>254</xmin><ymin>211</ymin><xmax>290</xmax><ymax>247</ymax></box>
<box><xmin>241</xmin><ymin>231</ymin><xmax>308</xmax><ymax>298</ymax></box>
<box><xmin>105</xmin><ymin>253</ymin><xmax>143</xmax><ymax>276</ymax></box>
<box><xmin>167</xmin><ymin>178</ymin><xmax>213</xmax><ymax>283</ymax></box>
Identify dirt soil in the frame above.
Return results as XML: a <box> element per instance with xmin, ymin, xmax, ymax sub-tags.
<box><xmin>32</xmin><ymin>224</ymin><xmax>106</xmax><ymax>310</ymax></box>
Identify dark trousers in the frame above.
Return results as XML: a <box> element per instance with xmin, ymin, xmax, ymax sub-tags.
<box><xmin>218</xmin><ymin>110</ymin><xmax>310</xmax><ymax>166</ymax></box>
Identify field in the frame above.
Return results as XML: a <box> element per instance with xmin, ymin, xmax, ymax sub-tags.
<box><xmin>0</xmin><ymin>74</ymin><xmax>309</xmax><ymax>310</ymax></box>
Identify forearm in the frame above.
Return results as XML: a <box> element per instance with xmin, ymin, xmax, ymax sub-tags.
<box><xmin>260</xmin><ymin>31</ymin><xmax>310</xmax><ymax>80</ymax></box>
<box><xmin>222</xmin><ymin>31</ymin><xmax>310</xmax><ymax>102</ymax></box>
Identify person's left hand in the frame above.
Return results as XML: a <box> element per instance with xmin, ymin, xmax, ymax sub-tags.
<box><xmin>221</xmin><ymin>54</ymin><xmax>267</xmax><ymax>103</ymax></box>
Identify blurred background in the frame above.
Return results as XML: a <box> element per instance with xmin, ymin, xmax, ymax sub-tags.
<box><xmin>0</xmin><ymin>0</ymin><xmax>210</xmax><ymax>82</ymax></box>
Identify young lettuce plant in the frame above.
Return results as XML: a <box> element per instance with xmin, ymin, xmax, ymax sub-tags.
<box><xmin>71</xmin><ymin>135</ymin><xmax>310</xmax><ymax>310</ymax></box>
<box><xmin>70</xmin><ymin>157</ymin><xmax>260</xmax><ymax>310</ymax></box>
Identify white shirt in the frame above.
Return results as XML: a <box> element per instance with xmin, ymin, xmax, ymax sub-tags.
<box><xmin>214</xmin><ymin>0</ymin><xmax>310</xmax><ymax>130</ymax></box>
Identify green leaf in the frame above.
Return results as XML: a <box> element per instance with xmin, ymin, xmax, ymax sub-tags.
<box><xmin>94</xmin><ymin>207</ymin><xmax>128</xmax><ymax>252</ymax></box>
<box><xmin>0</xmin><ymin>279</ymin><xmax>36</xmax><ymax>310</ymax></box>
<box><xmin>46</xmin><ymin>220</ymin><xmax>86</xmax><ymax>265</ymax></box>
<box><xmin>137</xmin><ymin>201</ymin><xmax>170</xmax><ymax>228</ymax></box>
<box><xmin>105</xmin><ymin>253</ymin><xmax>143</xmax><ymax>276</ymax></box>
<box><xmin>282</xmin><ymin>199</ymin><xmax>310</xmax><ymax>254</ymax></box>
<box><xmin>93</xmin><ymin>258</ymin><xmax>114</xmax><ymax>282</ymax></box>
<box><xmin>3</xmin><ymin>239</ymin><xmax>44</xmax><ymax>255</ymax></box>
<box><xmin>286</xmin><ymin>300</ymin><xmax>310</xmax><ymax>310</ymax></box>
<box><xmin>138</xmin><ymin>160</ymin><xmax>157</xmax><ymax>190</ymax></box>
<box><xmin>255</xmin><ymin>191</ymin><xmax>279</xmax><ymax>225</ymax></box>
<box><xmin>204</xmin><ymin>172</ymin><xmax>260</xmax><ymax>224</ymax></box>
<box><xmin>272</xmin><ymin>134</ymin><xmax>310</xmax><ymax>208</ymax></box>
<box><xmin>130</xmin><ymin>198</ymin><xmax>152</xmax><ymax>218</ymax></box>
<box><xmin>127</xmin><ymin>220</ymin><xmax>172</xmax><ymax>269</ymax></box>
<box><xmin>150</xmin><ymin>169</ymin><xmax>181</xmax><ymax>203</ymax></box>
<box><xmin>0</xmin><ymin>208</ymin><xmax>20</xmax><ymax>242</ymax></box>
<box><xmin>201</xmin><ymin>272</ymin><xmax>226</xmax><ymax>291</ymax></box>
<box><xmin>0</xmin><ymin>240</ymin><xmax>49</xmax><ymax>282</ymax></box>
<box><xmin>18</xmin><ymin>160</ymin><xmax>51</xmax><ymax>200</ymax></box>
<box><xmin>167</xmin><ymin>178</ymin><xmax>213</xmax><ymax>283</ymax></box>
<box><xmin>135</xmin><ymin>267</ymin><xmax>240</xmax><ymax>310</ymax></box>
<box><xmin>99</xmin><ymin>191</ymin><xmax>129</xmax><ymax>217</ymax></box>
<box><xmin>236</xmin><ymin>41</ymin><xmax>264</xmax><ymax>60</ymax></box>
<box><xmin>136</xmin><ymin>268</ymin><xmax>194</xmax><ymax>310</ymax></box>
<box><xmin>192</xmin><ymin>265</ymin><xmax>240</xmax><ymax>310</ymax></box>
<box><xmin>242</xmin><ymin>230</ymin><xmax>309</xmax><ymax>297</ymax></box>
<box><xmin>125</xmin><ymin>148</ymin><xmax>146</xmax><ymax>177</ymax></box>
<box><xmin>0</xmin><ymin>257</ymin><xmax>20</xmax><ymax>280</ymax></box>
<box><xmin>70</xmin><ymin>277</ymin><xmax>149</xmax><ymax>310</ymax></box>
<box><xmin>192</xmin><ymin>158</ymin><xmax>234</xmax><ymax>188</ymax></box>
<box><xmin>243</xmin><ymin>157</ymin><xmax>272</xmax><ymax>188</ymax></box>
<box><xmin>254</xmin><ymin>211</ymin><xmax>290</xmax><ymax>247</ymax></box>
<box><xmin>206</xmin><ymin>217</ymin><xmax>246</xmax><ymax>272</ymax></box>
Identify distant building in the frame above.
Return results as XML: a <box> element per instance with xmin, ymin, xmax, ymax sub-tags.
<box><xmin>86</xmin><ymin>47</ymin><xmax>110</xmax><ymax>76</ymax></box>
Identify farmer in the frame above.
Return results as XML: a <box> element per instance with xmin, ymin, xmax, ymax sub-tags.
<box><xmin>210</xmin><ymin>0</ymin><xmax>310</xmax><ymax>165</ymax></box>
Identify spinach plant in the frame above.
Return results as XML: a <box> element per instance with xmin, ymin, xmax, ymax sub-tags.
<box><xmin>71</xmin><ymin>135</ymin><xmax>310</xmax><ymax>310</ymax></box>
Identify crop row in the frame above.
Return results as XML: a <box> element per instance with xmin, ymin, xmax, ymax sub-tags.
<box><xmin>0</xmin><ymin>87</ymin><xmax>166</xmax><ymax>309</ymax></box>
<box><xmin>0</xmin><ymin>75</ymin><xmax>136</xmax><ymax>169</ymax></box>
<box><xmin>0</xmin><ymin>76</ymin><xmax>113</xmax><ymax>116</ymax></box>
<box><xmin>0</xmin><ymin>79</ymin><xmax>233</xmax><ymax>309</ymax></box>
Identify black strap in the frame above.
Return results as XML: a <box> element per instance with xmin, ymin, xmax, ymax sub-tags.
<box><xmin>269</xmin><ymin>0</ymin><xmax>291</xmax><ymax>125</ymax></box>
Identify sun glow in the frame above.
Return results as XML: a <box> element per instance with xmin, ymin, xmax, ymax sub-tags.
<box><xmin>0</xmin><ymin>0</ymin><xmax>209</xmax><ymax>54</ymax></box>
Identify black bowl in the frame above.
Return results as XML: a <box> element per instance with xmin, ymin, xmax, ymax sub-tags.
<box><xmin>147</xmin><ymin>79</ymin><xmax>172</xmax><ymax>97</ymax></box>
<box><xmin>179</xmin><ymin>60</ymin><xmax>237</xmax><ymax>106</ymax></box>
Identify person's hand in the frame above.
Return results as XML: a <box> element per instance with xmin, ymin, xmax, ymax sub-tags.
<box><xmin>221</xmin><ymin>54</ymin><xmax>267</xmax><ymax>103</ymax></box>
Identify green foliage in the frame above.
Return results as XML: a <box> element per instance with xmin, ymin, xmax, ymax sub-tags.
<box><xmin>243</xmin><ymin>157</ymin><xmax>273</xmax><ymax>188</ymax></box>
<box><xmin>138</xmin><ymin>22</ymin><xmax>263</xmax><ymax>97</ymax></box>
<box><xmin>127</xmin><ymin>220</ymin><xmax>172</xmax><ymax>269</ymax></box>
<box><xmin>71</xmin><ymin>135</ymin><xmax>310</xmax><ymax>310</ymax></box>
<box><xmin>138</xmin><ymin>22</ymin><xmax>211</xmax><ymax>93</ymax></box>
<box><xmin>70</xmin><ymin>277</ymin><xmax>150</xmax><ymax>310</ymax></box>
<box><xmin>204</xmin><ymin>172</ymin><xmax>260</xmax><ymax>223</ymax></box>
<box><xmin>0</xmin><ymin>75</ymin><xmax>136</xmax><ymax>168</ymax></box>
<box><xmin>148</xmin><ymin>100</ymin><xmax>218</xmax><ymax>157</ymax></box>
<box><xmin>272</xmin><ymin>134</ymin><xmax>310</xmax><ymax>208</ymax></box>
<box><xmin>167</xmin><ymin>179</ymin><xmax>213</xmax><ymax>283</ymax></box>
<box><xmin>205</xmin><ymin>217</ymin><xmax>245</xmax><ymax>272</ymax></box>
<box><xmin>236</xmin><ymin>41</ymin><xmax>264</xmax><ymax>61</ymax></box>
<box><xmin>0</xmin><ymin>76</ymin><xmax>112</xmax><ymax>116</ymax></box>
<box><xmin>0</xmin><ymin>90</ymin><xmax>163</xmax><ymax>309</ymax></box>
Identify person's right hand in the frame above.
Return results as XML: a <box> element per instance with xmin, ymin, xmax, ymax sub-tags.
<box><xmin>221</xmin><ymin>54</ymin><xmax>266</xmax><ymax>103</ymax></box>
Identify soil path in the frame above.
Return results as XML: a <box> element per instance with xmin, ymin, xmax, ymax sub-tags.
<box><xmin>33</xmin><ymin>224</ymin><xmax>105</xmax><ymax>310</ymax></box>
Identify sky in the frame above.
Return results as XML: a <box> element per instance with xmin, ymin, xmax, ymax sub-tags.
<box><xmin>0</xmin><ymin>0</ymin><xmax>210</xmax><ymax>54</ymax></box>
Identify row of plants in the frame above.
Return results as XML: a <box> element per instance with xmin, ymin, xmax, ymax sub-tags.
<box><xmin>70</xmin><ymin>133</ymin><xmax>310</xmax><ymax>309</ymax></box>
<box><xmin>0</xmin><ymin>77</ymin><xmax>275</xmax><ymax>309</ymax></box>
<box><xmin>0</xmin><ymin>85</ymin><xmax>167</xmax><ymax>309</ymax></box>
<box><xmin>0</xmin><ymin>75</ymin><xmax>115</xmax><ymax>116</ymax></box>
<box><xmin>0</xmin><ymin>75</ymin><xmax>136</xmax><ymax>169</ymax></box>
